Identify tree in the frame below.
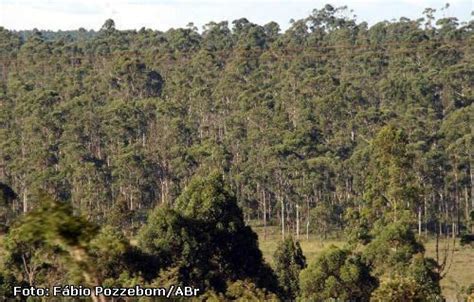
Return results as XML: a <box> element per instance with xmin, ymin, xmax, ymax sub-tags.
<box><xmin>1</xmin><ymin>193</ymin><xmax>108</xmax><ymax>301</ymax></box>
<box><xmin>363</xmin><ymin>220</ymin><xmax>442</xmax><ymax>301</ymax></box>
<box><xmin>273</xmin><ymin>237</ymin><xmax>306</xmax><ymax>300</ymax></box>
<box><xmin>310</xmin><ymin>201</ymin><xmax>343</xmax><ymax>239</ymax></box>
<box><xmin>299</xmin><ymin>245</ymin><xmax>377</xmax><ymax>301</ymax></box>
<box><xmin>0</xmin><ymin>6</ymin><xmax>472</xmax><ymax>299</ymax></box>
<box><xmin>100</xmin><ymin>19</ymin><xmax>116</xmax><ymax>33</ymax></box>
<box><xmin>370</xmin><ymin>275</ymin><xmax>430</xmax><ymax>302</ymax></box>
<box><xmin>138</xmin><ymin>172</ymin><xmax>279</xmax><ymax>295</ymax></box>
<box><xmin>86</xmin><ymin>225</ymin><xmax>132</xmax><ymax>285</ymax></box>
<box><xmin>363</xmin><ymin>125</ymin><xmax>420</xmax><ymax>223</ymax></box>
<box><xmin>1</xmin><ymin>192</ymin><xmax>149</xmax><ymax>301</ymax></box>
<box><xmin>109</xmin><ymin>56</ymin><xmax>164</xmax><ymax>99</ymax></box>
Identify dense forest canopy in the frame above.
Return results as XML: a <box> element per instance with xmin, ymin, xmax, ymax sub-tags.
<box><xmin>1</xmin><ymin>4</ymin><xmax>471</xmax><ymax>235</ymax></box>
<box><xmin>0</xmin><ymin>3</ymin><xmax>473</xmax><ymax>301</ymax></box>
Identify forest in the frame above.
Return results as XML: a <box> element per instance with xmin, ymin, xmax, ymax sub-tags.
<box><xmin>0</xmin><ymin>3</ymin><xmax>473</xmax><ymax>301</ymax></box>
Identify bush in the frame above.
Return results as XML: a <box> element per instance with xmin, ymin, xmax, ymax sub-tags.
<box><xmin>299</xmin><ymin>246</ymin><xmax>377</xmax><ymax>301</ymax></box>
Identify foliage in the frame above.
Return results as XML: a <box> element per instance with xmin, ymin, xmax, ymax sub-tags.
<box><xmin>0</xmin><ymin>5</ymin><xmax>470</xmax><ymax>239</ymax></box>
<box><xmin>363</xmin><ymin>125</ymin><xmax>420</xmax><ymax>224</ymax></box>
<box><xmin>363</xmin><ymin>220</ymin><xmax>424</xmax><ymax>274</ymax></box>
<box><xmin>344</xmin><ymin>207</ymin><xmax>372</xmax><ymax>244</ymax></box>
<box><xmin>310</xmin><ymin>201</ymin><xmax>343</xmax><ymax>238</ymax></box>
<box><xmin>0</xmin><ymin>4</ymin><xmax>471</xmax><ymax>300</ymax></box>
<box><xmin>1</xmin><ymin>193</ymin><xmax>98</xmax><ymax>288</ymax></box>
<box><xmin>273</xmin><ymin>237</ymin><xmax>306</xmax><ymax>300</ymax></box>
<box><xmin>138</xmin><ymin>173</ymin><xmax>279</xmax><ymax>295</ymax></box>
<box><xmin>87</xmin><ymin>225</ymin><xmax>132</xmax><ymax>283</ymax></box>
<box><xmin>224</xmin><ymin>280</ymin><xmax>279</xmax><ymax>301</ymax></box>
<box><xmin>299</xmin><ymin>245</ymin><xmax>377</xmax><ymax>301</ymax></box>
<box><xmin>370</xmin><ymin>275</ymin><xmax>439</xmax><ymax>302</ymax></box>
<box><xmin>363</xmin><ymin>220</ymin><xmax>442</xmax><ymax>301</ymax></box>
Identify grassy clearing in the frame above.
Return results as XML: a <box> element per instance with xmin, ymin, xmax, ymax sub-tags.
<box><xmin>253</xmin><ymin>225</ymin><xmax>474</xmax><ymax>301</ymax></box>
<box><xmin>423</xmin><ymin>240</ymin><xmax>474</xmax><ymax>301</ymax></box>
<box><xmin>257</xmin><ymin>232</ymin><xmax>343</xmax><ymax>265</ymax></box>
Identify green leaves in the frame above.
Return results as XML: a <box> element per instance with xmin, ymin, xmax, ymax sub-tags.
<box><xmin>7</xmin><ymin>193</ymin><xmax>97</xmax><ymax>248</ymax></box>
<box><xmin>362</xmin><ymin>125</ymin><xmax>421</xmax><ymax>223</ymax></box>
<box><xmin>273</xmin><ymin>237</ymin><xmax>306</xmax><ymax>300</ymax></box>
<box><xmin>1</xmin><ymin>193</ymin><xmax>100</xmax><ymax>288</ymax></box>
<box><xmin>299</xmin><ymin>246</ymin><xmax>377</xmax><ymax>301</ymax></box>
<box><xmin>361</xmin><ymin>221</ymin><xmax>442</xmax><ymax>301</ymax></box>
<box><xmin>175</xmin><ymin>172</ymin><xmax>240</xmax><ymax>224</ymax></box>
<box><xmin>363</xmin><ymin>220</ymin><xmax>424</xmax><ymax>275</ymax></box>
<box><xmin>138</xmin><ymin>172</ymin><xmax>279</xmax><ymax>295</ymax></box>
<box><xmin>301</xmin><ymin>220</ymin><xmax>442</xmax><ymax>301</ymax></box>
<box><xmin>0</xmin><ymin>7</ymin><xmax>471</xmax><ymax>299</ymax></box>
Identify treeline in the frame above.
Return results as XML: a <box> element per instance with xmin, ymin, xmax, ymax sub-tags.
<box><xmin>0</xmin><ymin>4</ymin><xmax>473</xmax><ymax>239</ymax></box>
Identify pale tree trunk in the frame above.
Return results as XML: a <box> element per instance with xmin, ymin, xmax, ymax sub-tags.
<box><xmin>22</xmin><ymin>188</ymin><xmax>28</xmax><ymax>213</ymax></box>
<box><xmin>440</xmin><ymin>192</ymin><xmax>445</xmax><ymax>236</ymax></box>
<box><xmin>269</xmin><ymin>201</ymin><xmax>272</xmax><ymax>221</ymax></box>
<box><xmin>164</xmin><ymin>179</ymin><xmax>169</xmax><ymax>204</ymax></box>
<box><xmin>470</xmin><ymin>152</ymin><xmax>473</xmax><ymax>210</ymax></box>
<box><xmin>418</xmin><ymin>206</ymin><xmax>422</xmax><ymax>236</ymax></box>
<box><xmin>425</xmin><ymin>195</ymin><xmax>429</xmax><ymax>236</ymax></box>
<box><xmin>306</xmin><ymin>196</ymin><xmax>310</xmax><ymax>240</ymax></box>
<box><xmin>160</xmin><ymin>180</ymin><xmax>166</xmax><ymax>204</ymax></box>
<box><xmin>454</xmin><ymin>169</ymin><xmax>460</xmax><ymax>236</ymax></box>
<box><xmin>281</xmin><ymin>195</ymin><xmax>285</xmax><ymax>240</ymax></box>
<box><xmin>296</xmin><ymin>204</ymin><xmax>300</xmax><ymax>240</ymax></box>
<box><xmin>263</xmin><ymin>189</ymin><xmax>267</xmax><ymax>241</ymax></box>
<box><xmin>286</xmin><ymin>202</ymin><xmax>291</xmax><ymax>236</ymax></box>
<box><xmin>464</xmin><ymin>186</ymin><xmax>469</xmax><ymax>224</ymax></box>
<box><xmin>21</xmin><ymin>254</ymin><xmax>35</xmax><ymax>285</ymax></box>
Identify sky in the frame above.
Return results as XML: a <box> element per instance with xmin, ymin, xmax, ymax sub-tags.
<box><xmin>0</xmin><ymin>0</ymin><xmax>472</xmax><ymax>31</ymax></box>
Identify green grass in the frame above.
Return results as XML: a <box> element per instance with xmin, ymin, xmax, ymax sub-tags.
<box><xmin>253</xmin><ymin>225</ymin><xmax>474</xmax><ymax>301</ymax></box>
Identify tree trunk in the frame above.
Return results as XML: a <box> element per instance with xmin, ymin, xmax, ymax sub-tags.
<box><xmin>454</xmin><ymin>169</ymin><xmax>460</xmax><ymax>236</ymax></box>
<box><xmin>452</xmin><ymin>222</ymin><xmax>456</xmax><ymax>239</ymax></box>
<box><xmin>306</xmin><ymin>196</ymin><xmax>310</xmax><ymax>241</ymax></box>
<box><xmin>464</xmin><ymin>186</ymin><xmax>469</xmax><ymax>226</ymax></box>
<box><xmin>22</xmin><ymin>188</ymin><xmax>28</xmax><ymax>213</ymax></box>
<box><xmin>160</xmin><ymin>180</ymin><xmax>165</xmax><ymax>204</ymax></box>
<box><xmin>425</xmin><ymin>195</ymin><xmax>429</xmax><ymax>236</ymax></box>
<box><xmin>418</xmin><ymin>206</ymin><xmax>422</xmax><ymax>236</ymax></box>
<box><xmin>281</xmin><ymin>195</ymin><xmax>285</xmax><ymax>240</ymax></box>
<box><xmin>296</xmin><ymin>204</ymin><xmax>300</xmax><ymax>240</ymax></box>
<box><xmin>263</xmin><ymin>189</ymin><xmax>267</xmax><ymax>241</ymax></box>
